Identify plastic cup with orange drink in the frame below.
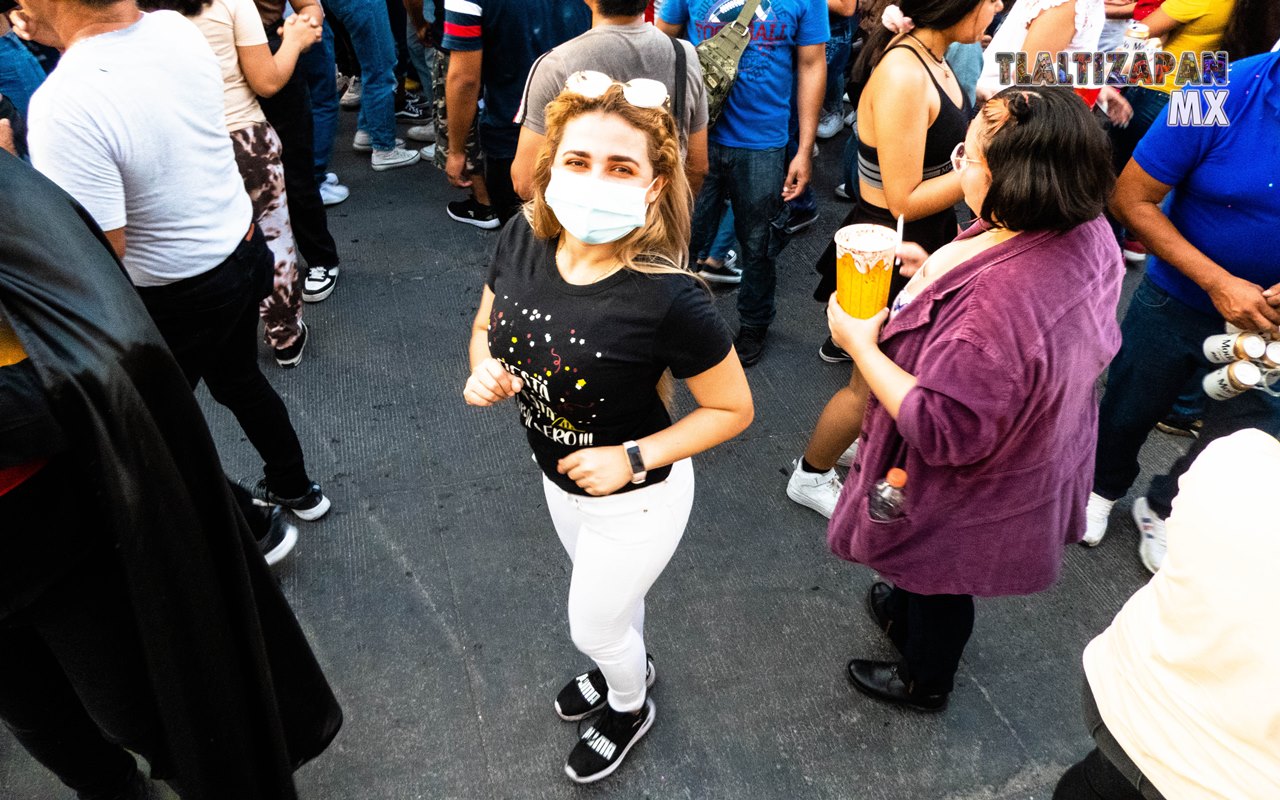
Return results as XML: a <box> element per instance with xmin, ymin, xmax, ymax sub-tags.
<box><xmin>834</xmin><ymin>222</ymin><xmax>898</xmax><ymax>319</ymax></box>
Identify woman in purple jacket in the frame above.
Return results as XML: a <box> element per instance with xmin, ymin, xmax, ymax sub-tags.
<box><xmin>826</xmin><ymin>87</ymin><xmax>1123</xmax><ymax>712</ymax></box>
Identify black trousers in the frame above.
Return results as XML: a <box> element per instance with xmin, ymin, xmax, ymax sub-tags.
<box><xmin>0</xmin><ymin>465</ymin><xmax>167</xmax><ymax>800</ymax></box>
<box><xmin>1054</xmin><ymin>682</ymin><xmax>1166</xmax><ymax>800</ymax></box>
<box><xmin>259</xmin><ymin>27</ymin><xmax>341</xmax><ymax>270</ymax></box>
<box><xmin>136</xmin><ymin>228</ymin><xmax>311</xmax><ymax>498</ymax></box>
<box><xmin>882</xmin><ymin>586</ymin><xmax>974</xmax><ymax>695</ymax></box>
<box><xmin>484</xmin><ymin>155</ymin><xmax>521</xmax><ymax>225</ymax></box>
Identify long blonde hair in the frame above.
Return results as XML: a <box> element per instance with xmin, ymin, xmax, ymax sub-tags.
<box><xmin>528</xmin><ymin>84</ymin><xmax>695</xmax><ymax>279</ymax></box>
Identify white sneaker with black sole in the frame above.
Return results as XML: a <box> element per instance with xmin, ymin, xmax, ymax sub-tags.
<box><xmin>1132</xmin><ymin>496</ymin><xmax>1167</xmax><ymax>574</ymax></box>
<box><xmin>786</xmin><ymin>459</ymin><xmax>843</xmax><ymax>518</ymax></box>
<box><xmin>302</xmin><ymin>266</ymin><xmax>338</xmax><ymax>303</ymax></box>
<box><xmin>555</xmin><ymin>656</ymin><xmax>656</xmax><ymax>721</ymax></box>
<box><xmin>564</xmin><ymin>698</ymin><xmax>655</xmax><ymax>785</ymax></box>
<box><xmin>1082</xmin><ymin>491</ymin><xmax>1114</xmax><ymax>547</ymax></box>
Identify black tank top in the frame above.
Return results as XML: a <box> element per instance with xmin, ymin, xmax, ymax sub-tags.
<box><xmin>857</xmin><ymin>44</ymin><xmax>973</xmax><ymax>190</ymax></box>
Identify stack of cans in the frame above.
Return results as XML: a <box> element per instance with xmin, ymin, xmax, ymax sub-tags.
<box><xmin>1202</xmin><ymin>328</ymin><xmax>1280</xmax><ymax>399</ymax></box>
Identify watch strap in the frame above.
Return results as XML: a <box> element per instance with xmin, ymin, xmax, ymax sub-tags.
<box><xmin>623</xmin><ymin>440</ymin><xmax>647</xmax><ymax>484</ymax></box>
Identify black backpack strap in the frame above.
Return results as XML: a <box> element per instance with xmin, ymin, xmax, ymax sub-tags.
<box><xmin>669</xmin><ymin>34</ymin><xmax>687</xmax><ymax>137</ymax></box>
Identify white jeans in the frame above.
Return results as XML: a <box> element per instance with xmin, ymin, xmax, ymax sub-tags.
<box><xmin>542</xmin><ymin>458</ymin><xmax>695</xmax><ymax>713</ymax></box>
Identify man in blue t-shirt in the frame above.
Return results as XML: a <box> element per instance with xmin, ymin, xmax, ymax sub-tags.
<box><xmin>1086</xmin><ymin>51</ymin><xmax>1280</xmax><ymax>574</ymax></box>
<box><xmin>441</xmin><ymin>0</ymin><xmax>590</xmax><ymax>224</ymax></box>
<box><xmin>659</xmin><ymin>0</ymin><xmax>828</xmax><ymax>366</ymax></box>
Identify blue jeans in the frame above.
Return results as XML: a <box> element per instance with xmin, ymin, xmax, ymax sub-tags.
<box><xmin>696</xmin><ymin>205</ymin><xmax>738</xmax><ymax>263</ymax></box>
<box><xmin>1094</xmin><ymin>276</ymin><xmax>1280</xmax><ymax>517</ymax></box>
<box><xmin>298</xmin><ymin>21</ymin><xmax>339</xmax><ymax>183</ymax></box>
<box><xmin>785</xmin><ymin>94</ymin><xmax>816</xmax><ymax>215</ymax></box>
<box><xmin>0</xmin><ymin>32</ymin><xmax>47</xmax><ymax>117</ymax></box>
<box><xmin>690</xmin><ymin>143</ymin><xmax>786</xmax><ymax>329</ymax></box>
<box><xmin>323</xmin><ymin>0</ymin><xmax>397</xmax><ymax>151</ymax></box>
<box><xmin>822</xmin><ymin>17</ymin><xmax>852</xmax><ymax>116</ymax></box>
<box><xmin>405</xmin><ymin>22</ymin><xmax>433</xmax><ymax>105</ymax></box>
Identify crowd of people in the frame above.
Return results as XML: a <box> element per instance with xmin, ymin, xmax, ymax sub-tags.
<box><xmin>1</xmin><ymin>0</ymin><xmax>1279</xmax><ymax>796</ymax></box>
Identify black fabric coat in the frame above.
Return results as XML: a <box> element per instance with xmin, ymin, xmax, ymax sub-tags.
<box><xmin>0</xmin><ymin>152</ymin><xmax>341</xmax><ymax>799</ymax></box>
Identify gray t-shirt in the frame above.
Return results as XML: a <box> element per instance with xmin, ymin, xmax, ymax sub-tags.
<box><xmin>515</xmin><ymin>22</ymin><xmax>708</xmax><ymax>149</ymax></box>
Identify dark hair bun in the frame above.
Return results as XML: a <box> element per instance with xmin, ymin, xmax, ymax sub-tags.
<box><xmin>980</xmin><ymin>87</ymin><xmax>1115</xmax><ymax>232</ymax></box>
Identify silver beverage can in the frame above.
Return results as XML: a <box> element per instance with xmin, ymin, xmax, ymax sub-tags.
<box><xmin>1203</xmin><ymin>332</ymin><xmax>1268</xmax><ymax>363</ymax></box>
<box><xmin>1203</xmin><ymin>360</ymin><xmax>1262</xmax><ymax>400</ymax></box>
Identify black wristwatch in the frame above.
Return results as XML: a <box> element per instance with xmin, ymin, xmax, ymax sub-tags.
<box><xmin>623</xmin><ymin>440</ymin><xmax>647</xmax><ymax>484</ymax></box>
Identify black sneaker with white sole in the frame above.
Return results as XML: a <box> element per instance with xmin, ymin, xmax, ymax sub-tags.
<box><xmin>780</xmin><ymin>208</ymin><xmax>818</xmax><ymax>235</ymax></box>
<box><xmin>697</xmin><ymin>262</ymin><xmax>742</xmax><ymax>285</ymax></box>
<box><xmin>555</xmin><ymin>656</ymin><xmax>656</xmax><ymax>721</ymax></box>
<box><xmin>257</xmin><ymin>506</ymin><xmax>299</xmax><ymax>566</ymax></box>
<box><xmin>447</xmin><ymin>197</ymin><xmax>500</xmax><ymax>230</ymax></box>
<box><xmin>273</xmin><ymin>321</ymin><xmax>308</xmax><ymax>369</ymax></box>
<box><xmin>243</xmin><ymin>477</ymin><xmax>332</xmax><ymax>521</ymax></box>
<box><xmin>818</xmin><ymin>335</ymin><xmax>852</xmax><ymax>363</ymax></box>
<box><xmin>564</xmin><ymin>697</ymin><xmax>655</xmax><ymax>784</ymax></box>
<box><xmin>302</xmin><ymin>266</ymin><xmax>338</xmax><ymax>303</ymax></box>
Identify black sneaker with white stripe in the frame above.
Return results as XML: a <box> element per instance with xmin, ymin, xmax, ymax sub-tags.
<box><xmin>564</xmin><ymin>697</ymin><xmax>655</xmax><ymax>784</ymax></box>
<box><xmin>554</xmin><ymin>656</ymin><xmax>655</xmax><ymax>721</ymax></box>
<box><xmin>242</xmin><ymin>477</ymin><xmax>332</xmax><ymax>521</ymax></box>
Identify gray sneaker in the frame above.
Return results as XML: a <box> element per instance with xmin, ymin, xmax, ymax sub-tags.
<box><xmin>340</xmin><ymin>76</ymin><xmax>362</xmax><ymax>109</ymax></box>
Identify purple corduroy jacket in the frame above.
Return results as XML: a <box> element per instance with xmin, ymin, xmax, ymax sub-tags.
<box><xmin>828</xmin><ymin>216</ymin><xmax>1123</xmax><ymax>597</ymax></box>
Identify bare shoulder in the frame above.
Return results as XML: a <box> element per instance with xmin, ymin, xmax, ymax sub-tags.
<box><xmin>867</xmin><ymin>47</ymin><xmax>930</xmax><ymax>95</ymax></box>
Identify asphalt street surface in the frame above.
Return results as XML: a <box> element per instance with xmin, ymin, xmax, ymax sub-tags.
<box><xmin>0</xmin><ymin>113</ymin><xmax>1190</xmax><ymax>800</ymax></box>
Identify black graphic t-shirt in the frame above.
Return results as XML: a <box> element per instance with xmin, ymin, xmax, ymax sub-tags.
<box><xmin>486</xmin><ymin>217</ymin><xmax>733</xmax><ymax>495</ymax></box>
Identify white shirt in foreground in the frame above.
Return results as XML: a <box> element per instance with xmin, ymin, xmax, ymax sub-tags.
<box><xmin>28</xmin><ymin>10</ymin><xmax>252</xmax><ymax>287</ymax></box>
<box><xmin>1083</xmin><ymin>428</ymin><xmax>1280</xmax><ymax>799</ymax></box>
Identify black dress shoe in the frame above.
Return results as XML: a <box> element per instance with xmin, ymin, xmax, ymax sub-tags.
<box><xmin>846</xmin><ymin>659</ymin><xmax>948</xmax><ymax>712</ymax></box>
<box><xmin>865</xmin><ymin>581</ymin><xmax>894</xmax><ymax>635</ymax></box>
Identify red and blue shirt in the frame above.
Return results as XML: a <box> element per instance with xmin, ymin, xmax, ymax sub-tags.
<box><xmin>441</xmin><ymin>0</ymin><xmax>589</xmax><ymax>159</ymax></box>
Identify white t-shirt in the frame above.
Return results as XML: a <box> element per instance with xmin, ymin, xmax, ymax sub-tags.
<box><xmin>977</xmin><ymin>0</ymin><xmax>1105</xmax><ymax>97</ymax></box>
<box><xmin>1083</xmin><ymin>429</ymin><xmax>1280</xmax><ymax>799</ymax></box>
<box><xmin>195</xmin><ymin>0</ymin><xmax>269</xmax><ymax>133</ymax></box>
<box><xmin>27</xmin><ymin>10</ymin><xmax>252</xmax><ymax>287</ymax></box>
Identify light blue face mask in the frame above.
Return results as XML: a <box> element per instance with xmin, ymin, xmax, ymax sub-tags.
<box><xmin>544</xmin><ymin>169</ymin><xmax>654</xmax><ymax>245</ymax></box>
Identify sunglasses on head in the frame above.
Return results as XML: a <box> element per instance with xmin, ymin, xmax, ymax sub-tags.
<box><xmin>563</xmin><ymin>70</ymin><xmax>670</xmax><ymax>110</ymax></box>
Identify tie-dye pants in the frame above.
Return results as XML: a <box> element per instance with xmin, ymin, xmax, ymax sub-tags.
<box><xmin>229</xmin><ymin>121</ymin><xmax>302</xmax><ymax>351</ymax></box>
